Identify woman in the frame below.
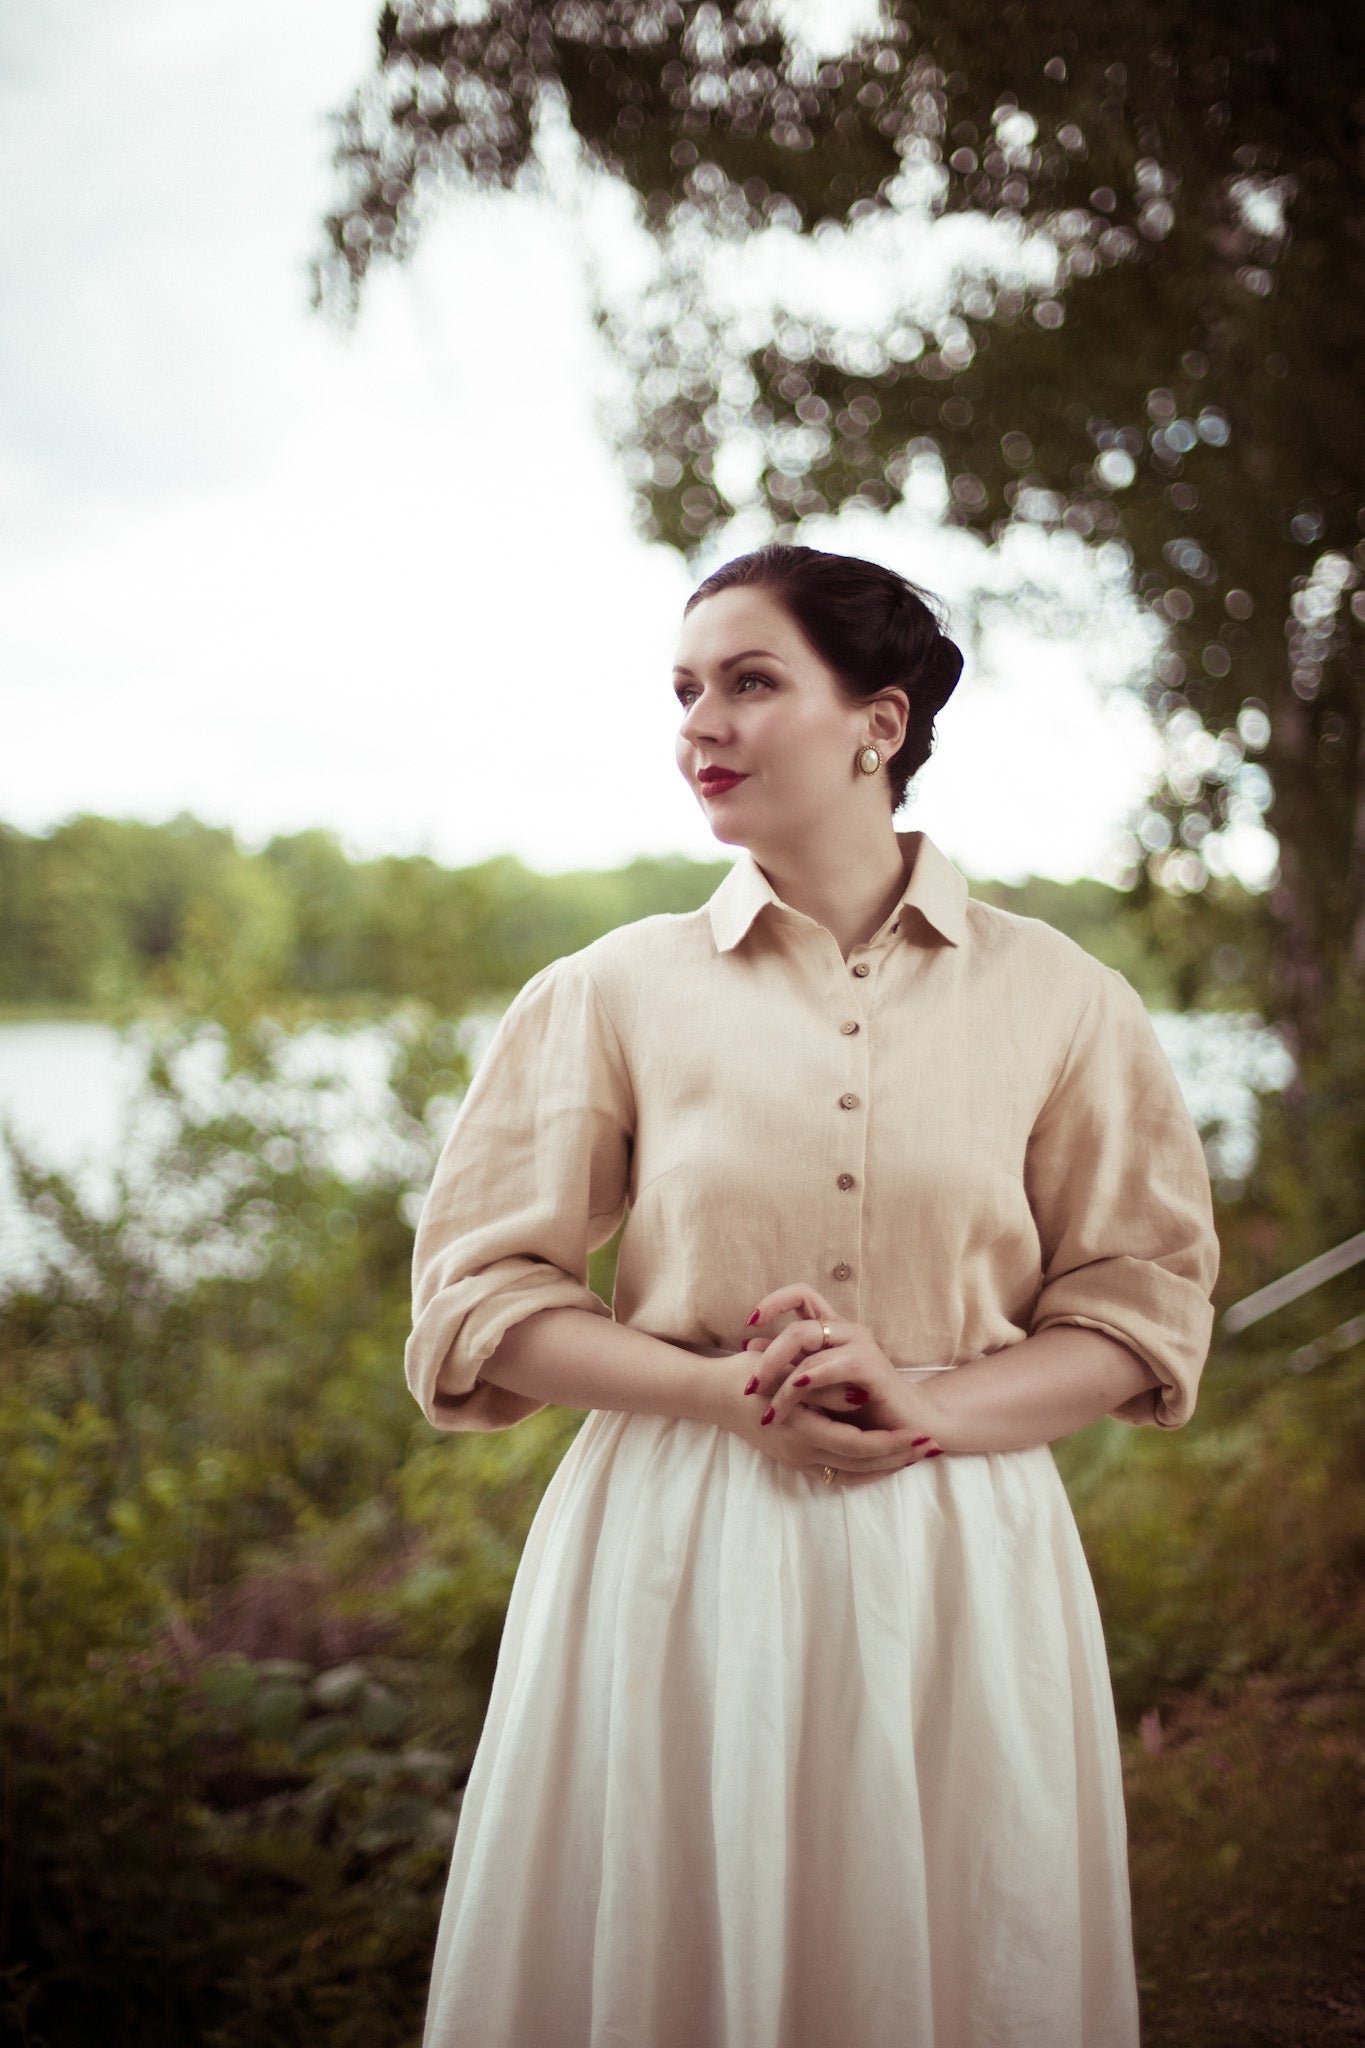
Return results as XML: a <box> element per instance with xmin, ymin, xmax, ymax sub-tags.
<box><xmin>407</xmin><ymin>544</ymin><xmax>1220</xmax><ymax>2048</ymax></box>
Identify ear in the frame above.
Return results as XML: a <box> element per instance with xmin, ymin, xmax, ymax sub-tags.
<box><xmin>866</xmin><ymin>689</ymin><xmax>910</xmax><ymax>757</ymax></box>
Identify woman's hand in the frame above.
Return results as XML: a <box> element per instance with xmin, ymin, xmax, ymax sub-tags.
<box><xmin>732</xmin><ymin>1283</ymin><xmax>944</xmax><ymax>1475</ymax></box>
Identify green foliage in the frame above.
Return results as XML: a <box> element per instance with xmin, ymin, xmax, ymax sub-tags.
<box><xmin>6</xmin><ymin>1622</ymin><xmax>454</xmax><ymax>2046</ymax></box>
<box><xmin>1056</xmin><ymin>1346</ymin><xmax>1365</xmax><ymax>1715</ymax></box>
<box><xmin>0</xmin><ymin>814</ymin><xmax>243</xmax><ymax>1015</ymax></box>
<box><xmin>0</xmin><ymin>816</ymin><xmax>732</xmax><ymax>1020</ymax></box>
<box><xmin>0</xmin><ymin>1017</ymin><xmax>508</xmax><ymax>2043</ymax></box>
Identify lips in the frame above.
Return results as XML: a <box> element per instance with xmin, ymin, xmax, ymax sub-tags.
<box><xmin>698</xmin><ymin>769</ymin><xmax>749</xmax><ymax>796</ymax></box>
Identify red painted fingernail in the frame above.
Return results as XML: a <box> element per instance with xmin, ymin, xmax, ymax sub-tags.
<box><xmin>910</xmin><ymin>1436</ymin><xmax>931</xmax><ymax>1447</ymax></box>
<box><xmin>845</xmin><ymin>1384</ymin><xmax>869</xmax><ymax>1405</ymax></box>
<box><xmin>793</xmin><ymin>1374</ymin><xmax>811</xmax><ymax>1388</ymax></box>
<box><xmin>760</xmin><ymin>1406</ymin><xmax>775</xmax><ymax>1426</ymax></box>
<box><xmin>743</xmin><ymin>1375</ymin><xmax>759</xmax><ymax>1396</ymax></box>
<box><xmin>746</xmin><ymin>1310</ymin><xmax>761</xmax><ymax>1327</ymax></box>
<box><xmin>926</xmin><ymin>1447</ymin><xmax>944</xmax><ymax>1459</ymax></box>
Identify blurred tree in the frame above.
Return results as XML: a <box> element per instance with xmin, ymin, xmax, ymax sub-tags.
<box><xmin>317</xmin><ymin>0</ymin><xmax>1364</xmax><ymax>1086</ymax></box>
<box><xmin>263</xmin><ymin>829</ymin><xmax>370</xmax><ymax>995</ymax></box>
<box><xmin>0</xmin><ymin>816</ymin><xmax>242</xmax><ymax>1012</ymax></box>
<box><xmin>0</xmin><ymin>818</ymin><xmax>734</xmax><ymax>1018</ymax></box>
<box><xmin>172</xmin><ymin>854</ymin><xmax>297</xmax><ymax>1024</ymax></box>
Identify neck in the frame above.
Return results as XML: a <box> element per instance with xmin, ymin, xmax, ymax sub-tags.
<box><xmin>751</xmin><ymin>812</ymin><xmax>912</xmax><ymax>959</ymax></box>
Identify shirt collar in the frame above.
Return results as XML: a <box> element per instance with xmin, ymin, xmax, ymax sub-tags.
<box><xmin>706</xmin><ymin>830</ymin><xmax>969</xmax><ymax>955</ymax></box>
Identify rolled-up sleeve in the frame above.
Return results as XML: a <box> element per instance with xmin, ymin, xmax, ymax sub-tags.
<box><xmin>405</xmin><ymin>956</ymin><xmax>635</xmax><ymax>1432</ymax></box>
<box><xmin>1023</xmin><ymin>966</ymin><xmax>1220</xmax><ymax>1428</ymax></box>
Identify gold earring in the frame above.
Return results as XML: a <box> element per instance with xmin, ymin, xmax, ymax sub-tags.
<box><xmin>857</xmin><ymin>745</ymin><xmax>882</xmax><ymax>776</ymax></box>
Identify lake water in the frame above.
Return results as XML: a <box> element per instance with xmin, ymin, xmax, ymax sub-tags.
<box><xmin>0</xmin><ymin>1011</ymin><xmax>1292</xmax><ymax>1283</ymax></box>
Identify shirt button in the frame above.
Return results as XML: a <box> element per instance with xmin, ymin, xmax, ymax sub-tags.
<box><xmin>840</xmin><ymin>1019</ymin><xmax>860</xmax><ymax>1035</ymax></box>
<box><xmin>839</xmin><ymin>1093</ymin><xmax>860</xmax><ymax>1111</ymax></box>
<box><xmin>831</xmin><ymin>1262</ymin><xmax>853</xmax><ymax>1282</ymax></box>
<box><xmin>851</xmin><ymin>963</ymin><xmax>870</xmax><ymax>978</ymax></box>
<box><xmin>836</xmin><ymin>1173</ymin><xmax>855</xmax><ymax>1191</ymax></box>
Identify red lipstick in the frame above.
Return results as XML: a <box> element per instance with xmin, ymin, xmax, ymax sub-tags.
<box><xmin>698</xmin><ymin>768</ymin><xmax>749</xmax><ymax>797</ymax></box>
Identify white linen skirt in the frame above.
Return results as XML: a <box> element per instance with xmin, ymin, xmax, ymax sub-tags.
<box><xmin>423</xmin><ymin>1376</ymin><xmax>1140</xmax><ymax>2048</ymax></box>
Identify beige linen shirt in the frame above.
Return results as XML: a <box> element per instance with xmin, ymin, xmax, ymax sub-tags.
<box><xmin>407</xmin><ymin>830</ymin><xmax>1220</xmax><ymax>1436</ymax></box>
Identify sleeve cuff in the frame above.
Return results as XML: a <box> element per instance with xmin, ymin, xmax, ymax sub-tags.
<box><xmin>406</xmin><ymin>1267</ymin><xmax>613</xmax><ymax>1433</ymax></box>
<box><xmin>1030</xmin><ymin>1306</ymin><xmax>1207</xmax><ymax>1429</ymax></box>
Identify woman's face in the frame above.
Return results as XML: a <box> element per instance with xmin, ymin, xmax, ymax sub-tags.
<box><xmin>673</xmin><ymin>585</ymin><xmax>894</xmax><ymax>854</ymax></box>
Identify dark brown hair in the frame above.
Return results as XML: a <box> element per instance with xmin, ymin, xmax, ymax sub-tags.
<box><xmin>685</xmin><ymin>544</ymin><xmax>963</xmax><ymax>808</ymax></box>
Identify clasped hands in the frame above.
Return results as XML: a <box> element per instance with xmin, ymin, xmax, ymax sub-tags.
<box><xmin>729</xmin><ymin>1283</ymin><xmax>945</xmax><ymax>1477</ymax></box>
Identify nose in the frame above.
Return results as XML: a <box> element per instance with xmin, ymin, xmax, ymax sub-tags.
<box><xmin>679</xmin><ymin>684</ymin><xmax>729</xmax><ymax>748</ymax></box>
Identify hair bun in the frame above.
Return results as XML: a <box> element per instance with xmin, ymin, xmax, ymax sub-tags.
<box><xmin>876</xmin><ymin>579</ymin><xmax>963</xmax><ymax>718</ymax></box>
<box><xmin>914</xmin><ymin>621</ymin><xmax>964</xmax><ymax>720</ymax></box>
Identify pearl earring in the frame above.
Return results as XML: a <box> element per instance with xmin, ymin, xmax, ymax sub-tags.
<box><xmin>857</xmin><ymin>745</ymin><xmax>882</xmax><ymax>776</ymax></box>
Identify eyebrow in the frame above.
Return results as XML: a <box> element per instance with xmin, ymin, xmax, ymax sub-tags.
<box><xmin>672</xmin><ymin>648</ymin><xmax>789</xmax><ymax>679</ymax></box>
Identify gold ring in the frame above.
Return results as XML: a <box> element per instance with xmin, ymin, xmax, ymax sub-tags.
<box><xmin>820</xmin><ymin>1321</ymin><xmax>832</xmax><ymax>1347</ymax></box>
<box><xmin>822</xmin><ymin>1466</ymin><xmax>835</xmax><ymax>1485</ymax></box>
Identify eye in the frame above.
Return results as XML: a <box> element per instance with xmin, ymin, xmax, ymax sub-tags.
<box><xmin>674</xmin><ymin>670</ymin><xmax>774</xmax><ymax>710</ymax></box>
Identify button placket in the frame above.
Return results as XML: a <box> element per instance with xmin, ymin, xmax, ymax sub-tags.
<box><xmin>849</xmin><ymin>908</ymin><xmax>904</xmax><ymax>981</ymax></box>
<box><xmin>830</xmin><ymin>989</ymin><xmax>870</xmax><ymax>1303</ymax></box>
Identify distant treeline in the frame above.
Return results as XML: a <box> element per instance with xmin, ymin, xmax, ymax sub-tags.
<box><xmin>0</xmin><ymin>813</ymin><xmax>1260</xmax><ymax>1019</ymax></box>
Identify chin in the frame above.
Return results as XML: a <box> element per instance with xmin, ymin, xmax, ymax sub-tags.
<box><xmin>703</xmin><ymin>817</ymin><xmax>750</xmax><ymax>849</ymax></box>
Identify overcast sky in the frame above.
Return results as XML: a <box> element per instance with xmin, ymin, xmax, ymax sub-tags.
<box><xmin>1</xmin><ymin>0</ymin><xmax>1185</xmax><ymax>882</ymax></box>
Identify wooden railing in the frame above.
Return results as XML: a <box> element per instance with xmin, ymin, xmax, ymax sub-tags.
<box><xmin>1221</xmin><ymin>1228</ymin><xmax>1365</xmax><ymax>1372</ymax></box>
